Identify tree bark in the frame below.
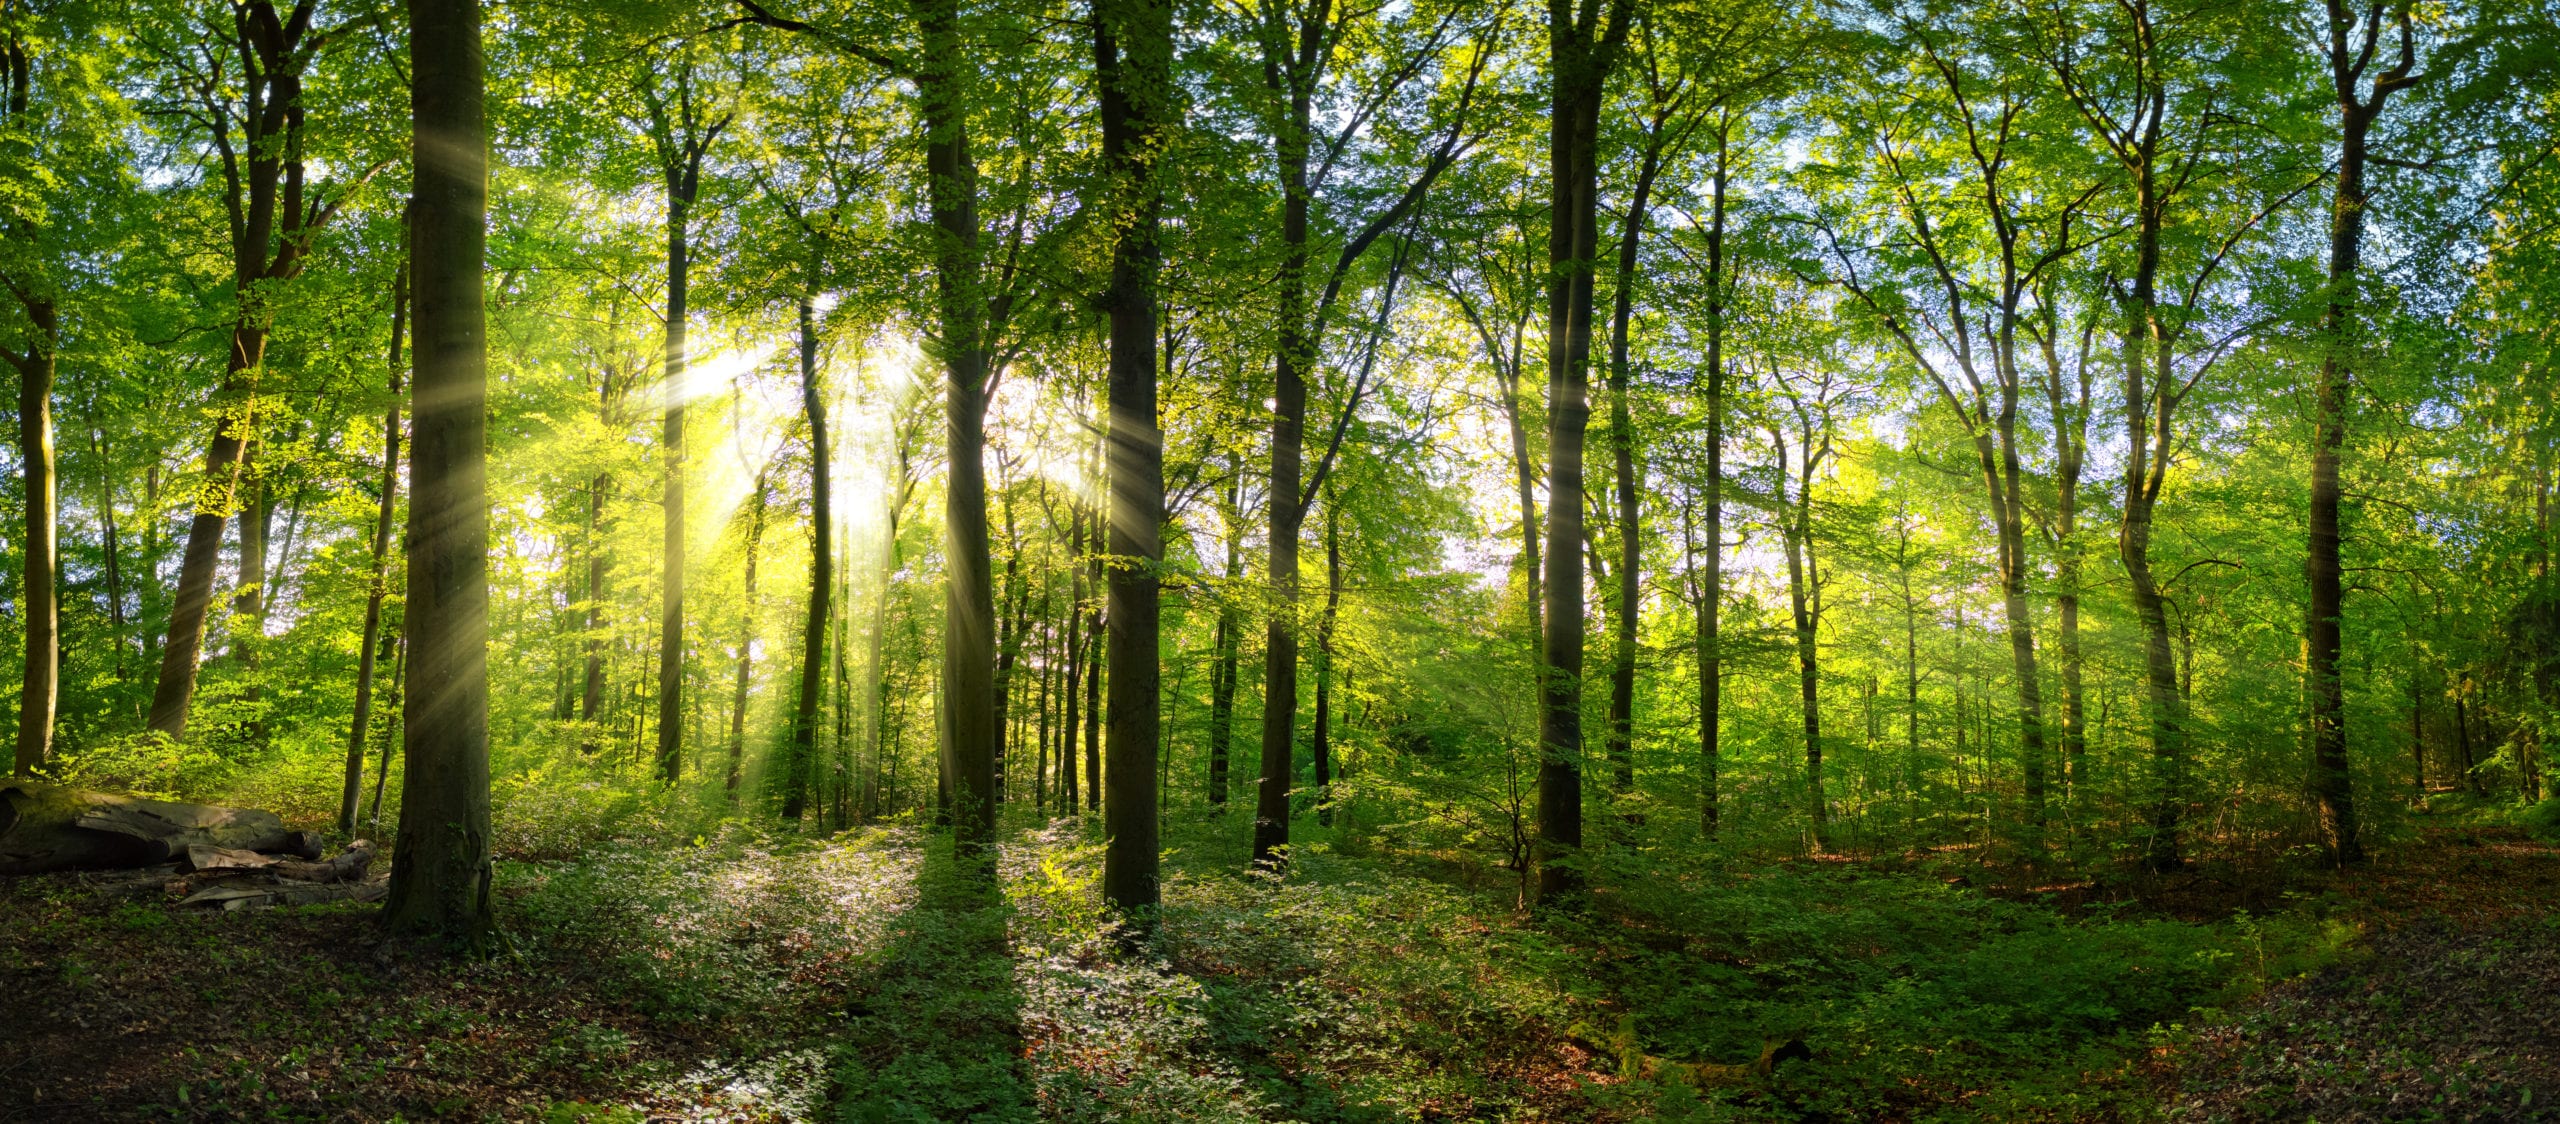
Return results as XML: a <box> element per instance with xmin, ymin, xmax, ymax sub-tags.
<box><xmin>1312</xmin><ymin>492</ymin><xmax>1340</xmax><ymax>825</ymax></box>
<box><xmin>9</xmin><ymin>295</ymin><xmax>57</xmax><ymax>777</ymax></box>
<box><xmin>341</xmin><ymin>230</ymin><xmax>407</xmax><ymax>833</ymax></box>
<box><xmin>1773</xmin><ymin>415</ymin><xmax>1827</xmax><ymax>847</ymax></box>
<box><xmin>1061</xmin><ymin>504</ymin><xmax>1085</xmax><ymax>812</ymax></box>
<box><xmin>152</xmin><ymin>3</ymin><xmax>354</xmax><ymax>739</ymax></box>
<box><xmin>1083</xmin><ymin>508</ymin><xmax>1104</xmax><ymax>811</ymax></box>
<box><xmin>785</xmin><ymin>297</ymin><xmax>831</xmax><ymax>820</ymax></box>
<box><xmin>2306</xmin><ymin>0</ymin><xmax>2415</xmax><ymax>867</ymax></box>
<box><xmin>1207</xmin><ymin>467</ymin><xmax>1240</xmax><ymax>807</ymax></box>
<box><xmin>914</xmin><ymin>0</ymin><xmax>1000</xmax><ymax>861</ymax></box>
<box><xmin>1096</xmin><ymin>0</ymin><xmax>1169</xmax><ymax>918</ymax></box>
<box><xmin>87</xmin><ymin>422</ymin><xmax>126</xmax><ymax>677</ymax></box>
<box><xmin>1695</xmin><ymin>130</ymin><xmax>1730</xmax><ymax>839</ymax></box>
<box><xmin>1252</xmin><ymin>66</ymin><xmax>1314</xmax><ymax>868</ymax></box>
<box><xmin>727</xmin><ymin>470</ymin><xmax>768</xmax><ymax>794</ymax></box>
<box><xmin>1537</xmin><ymin>0</ymin><xmax>1630</xmax><ymax>898</ymax></box>
<box><xmin>1602</xmin><ymin>113</ymin><xmax>1669</xmax><ymax>801</ymax></box>
<box><xmin>384</xmin><ymin>0</ymin><xmax>493</xmax><ymax>939</ymax></box>
<box><xmin>658</xmin><ymin>201</ymin><xmax>692</xmax><ymax>785</ymax></box>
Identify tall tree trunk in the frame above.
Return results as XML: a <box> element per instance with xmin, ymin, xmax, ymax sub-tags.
<box><xmin>581</xmin><ymin>471</ymin><xmax>610</xmax><ymax>736</ymax></box>
<box><xmin>1061</xmin><ymin>505</ymin><xmax>1085</xmax><ymax>812</ymax></box>
<box><xmin>865</xmin><ymin>469</ymin><xmax>906</xmax><ymax>822</ymax></box>
<box><xmin>1775</xmin><ymin>425</ymin><xmax>1826</xmax><ymax>847</ymax></box>
<box><xmin>2306</xmin><ymin>0</ymin><xmax>2413</xmax><ymax>867</ymax></box>
<box><xmin>658</xmin><ymin>203</ymin><xmax>692</xmax><ymax>785</ymax></box>
<box><xmin>1695</xmin><ymin>129</ymin><xmax>1730</xmax><ymax>839</ymax></box>
<box><xmin>1208</xmin><ymin>465</ymin><xmax>1240</xmax><ymax>807</ymax></box>
<box><xmin>2037</xmin><ymin>317</ymin><xmax>2089</xmax><ymax>801</ymax></box>
<box><xmin>1252</xmin><ymin>71</ymin><xmax>1315</xmax><ymax>869</ymax></box>
<box><xmin>9</xmin><ymin>296</ymin><xmax>57</xmax><ymax>776</ymax></box>
<box><xmin>1500</xmin><ymin>360</ymin><xmax>1541</xmax><ymax>643</ymax></box>
<box><xmin>87</xmin><ymin>422</ymin><xmax>125</xmax><ymax>677</ymax></box>
<box><xmin>1537</xmin><ymin>0</ymin><xmax>1629</xmax><ymax>899</ymax></box>
<box><xmin>727</xmin><ymin>470</ymin><xmax>768</xmax><ymax>795</ymax></box>
<box><xmin>786</xmin><ymin>297</ymin><xmax>831</xmax><ymax>821</ymax></box>
<box><xmin>1034</xmin><ymin>588</ymin><xmax>1053</xmax><ymax>813</ymax></box>
<box><xmin>1083</xmin><ymin>510</ymin><xmax>1104</xmax><ymax>811</ymax></box>
<box><xmin>1096</xmin><ymin>0</ymin><xmax>1168</xmax><ymax>918</ymax></box>
<box><xmin>1602</xmin><ymin>121</ymin><xmax>1667</xmax><ymax>801</ymax></box>
<box><xmin>341</xmin><ymin>233</ymin><xmax>407</xmax><ymax>832</ymax></box>
<box><xmin>1990</xmin><ymin>388</ymin><xmax>2047</xmax><ymax>824</ymax></box>
<box><xmin>918</xmin><ymin>0</ymin><xmax>1000</xmax><ymax>860</ymax></box>
<box><xmin>1312</xmin><ymin>493</ymin><xmax>1340</xmax><ymax>825</ymax></box>
<box><xmin>152</xmin><ymin>4</ymin><xmax>349</xmax><ymax>739</ymax></box>
<box><xmin>384</xmin><ymin>0</ymin><xmax>493</xmax><ymax>938</ymax></box>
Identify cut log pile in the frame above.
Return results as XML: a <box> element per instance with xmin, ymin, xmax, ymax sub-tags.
<box><xmin>3</xmin><ymin>779</ymin><xmax>383</xmax><ymax>909</ymax></box>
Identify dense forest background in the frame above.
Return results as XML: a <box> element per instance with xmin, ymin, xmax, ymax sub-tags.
<box><xmin>5</xmin><ymin>0</ymin><xmax>2560</xmax><ymax>1118</ymax></box>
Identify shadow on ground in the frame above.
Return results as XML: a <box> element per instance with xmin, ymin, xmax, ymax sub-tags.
<box><xmin>832</xmin><ymin>840</ymin><xmax>1031</xmax><ymax>1122</ymax></box>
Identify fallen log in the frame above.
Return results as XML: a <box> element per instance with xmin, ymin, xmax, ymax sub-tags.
<box><xmin>1</xmin><ymin>779</ymin><xmax>322</xmax><ymax>875</ymax></box>
<box><xmin>1567</xmin><ymin>1015</ymin><xmax>1812</xmax><ymax>1089</ymax></box>
<box><xmin>269</xmin><ymin>840</ymin><xmax>375</xmax><ymax>884</ymax></box>
<box><xmin>179</xmin><ymin>879</ymin><xmax>389</xmax><ymax>911</ymax></box>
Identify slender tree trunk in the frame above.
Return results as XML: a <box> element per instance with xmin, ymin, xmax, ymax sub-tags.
<box><xmin>786</xmin><ymin>297</ymin><xmax>831</xmax><ymax>821</ymax></box>
<box><xmin>1061</xmin><ymin>506</ymin><xmax>1085</xmax><ymax>812</ymax></box>
<box><xmin>88</xmin><ymin>423</ymin><xmax>125</xmax><ymax>677</ymax></box>
<box><xmin>1312</xmin><ymin>493</ymin><xmax>1340</xmax><ymax>825</ymax></box>
<box><xmin>10</xmin><ymin>296</ymin><xmax>57</xmax><ymax>776</ymax></box>
<box><xmin>1989</xmin><ymin>393</ymin><xmax>2048</xmax><ymax>825</ymax></box>
<box><xmin>1035</xmin><ymin>589</ymin><xmax>1052</xmax><ymax>814</ymax></box>
<box><xmin>1500</xmin><ymin>362</ymin><xmax>1541</xmax><ymax>643</ymax></box>
<box><xmin>2455</xmin><ymin>681</ymin><xmax>2480</xmax><ymax>796</ymax></box>
<box><xmin>1904</xmin><ymin>573</ymin><xmax>1920</xmax><ymax>796</ymax></box>
<box><xmin>1602</xmin><ymin>130</ymin><xmax>1666</xmax><ymax>801</ymax></box>
<box><xmin>866</xmin><ymin>477</ymin><xmax>904</xmax><ymax>822</ymax></box>
<box><xmin>384</xmin><ymin>0</ymin><xmax>493</xmax><ymax>937</ymax></box>
<box><xmin>1083</xmin><ymin>510</ymin><xmax>1104</xmax><ymax>812</ymax></box>
<box><xmin>1208</xmin><ymin>468</ymin><xmax>1240</xmax><ymax>807</ymax></box>
<box><xmin>342</xmin><ymin>236</ymin><xmax>407</xmax><ymax>832</ymax></box>
<box><xmin>582</xmin><ymin>471</ymin><xmax>610</xmax><ymax>736</ymax></box>
<box><xmin>1096</xmin><ymin>0</ymin><xmax>1169</xmax><ymax>918</ymax></box>
<box><xmin>1776</xmin><ymin>428</ymin><xmax>1826</xmax><ymax>847</ymax></box>
<box><xmin>2038</xmin><ymin>322</ymin><xmax>2088</xmax><ymax>801</ymax></box>
<box><xmin>1696</xmin><ymin>133</ymin><xmax>1730</xmax><ymax>840</ymax></box>
<box><xmin>727</xmin><ymin>471</ymin><xmax>768</xmax><ymax>795</ymax></box>
<box><xmin>1253</xmin><ymin>84</ymin><xmax>1314</xmax><ymax>869</ymax></box>
<box><xmin>368</xmin><ymin>624</ymin><xmax>405</xmax><ymax>829</ymax></box>
<box><xmin>2410</xmin><ymin>666</ymin><xmax>2425</xmax><ymax>799</ymax></box>
<box><xmin>236</xmin><ymin>457</ymin><xmax>271</xmax><ymax>625</ymax></box>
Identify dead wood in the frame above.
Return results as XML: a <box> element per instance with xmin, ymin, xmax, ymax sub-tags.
<box><xmin>1</xmin><ymin>779</ymin><xmax>321</xmax><ymax>874</ymax></box>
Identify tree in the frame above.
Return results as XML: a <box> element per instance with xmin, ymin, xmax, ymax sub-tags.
<box><xmin>341</xmin><ymin>209</ymin><xmax>407</xmax><ymax>831</ymax></box>
<box><xmin>1536</xmin><ymin>0</ymin><xmax>1633</xmax><ymax>899</ymax></box>
<box><xmin>632</xmin><ymin>46</ymin><xmax>736</xmax><ymax>785</ymax></box>
<box><xmin>145</xmin><ymin>0</ymin><xmax>379</xmax><ymax>739</ymax></box>
<box><xmin>1237</xmin><ymin>0</ymin><xmax>1489</xmax><ymax>867</ymax></box>
<box><xmin>1816</xmin><ymin>7</ymin><xmax>2105</xmax><ymax>832</ymax></box>
<box><xmin>1096</xmin><ymin>0</ymin><xmax>1171</xmax><ymax>919</ymax></box>
<box><xmin>383</xmin><ymin>0</ymin><xmax>492</xmax><ymax>940</ymax></box>
<box><xmin>2305</xmin><ymin>0</ymin><xmax>2422</xmax><ymax>868</ymax></box>
<box><xmin>2036</xmin><ymin>0</ymin><xmax>2311</xmax><ymax>868</ymax></box>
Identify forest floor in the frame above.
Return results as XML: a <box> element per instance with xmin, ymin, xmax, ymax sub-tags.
<box><xmin>1</xmin><ymin>813</ymin><xmax>2554</xmax><ymax>1123</ymax></box>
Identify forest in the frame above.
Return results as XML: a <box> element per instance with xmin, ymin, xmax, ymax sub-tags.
<box><xmin>3</xmin><ymin>0</ymin><xmax>2560</xmax><ymax>1118</ymax></box>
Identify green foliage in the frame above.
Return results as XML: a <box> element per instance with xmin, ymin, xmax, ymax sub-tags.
<box><xmin>2519</xmin><ymin>798</ymin><xmax>2560</xmax><ymax>846</ymax></box>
